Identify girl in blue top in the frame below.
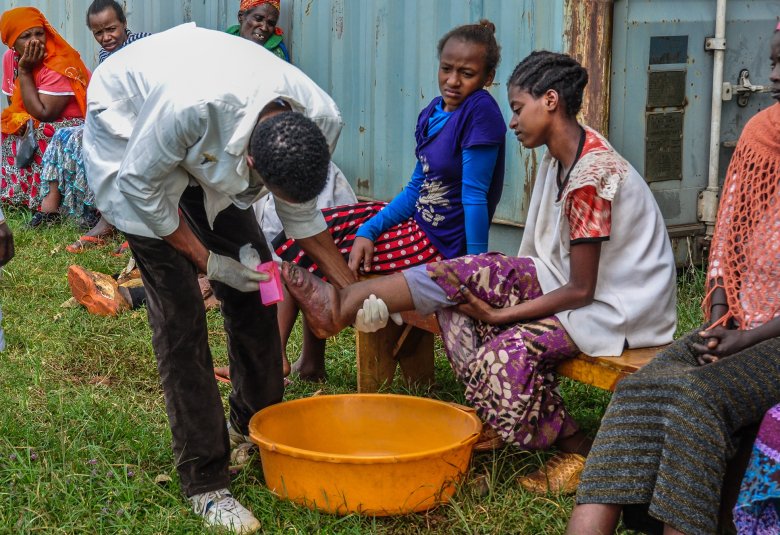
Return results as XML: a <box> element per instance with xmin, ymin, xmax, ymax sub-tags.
<box><xmin>274</xmin><ymin>20</ymin><xmax>507</xmax><ymax>380</ymax></box>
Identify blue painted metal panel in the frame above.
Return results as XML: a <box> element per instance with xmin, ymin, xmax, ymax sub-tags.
<box><xmin>0</xmin><ymin>0</ymin><xmax>241</xmax><ymax>68</ymax></box>
<box><xmin>289</xmin><ymin>0</ymin><xmax>567</xmax><ymax>244</ymax></box>
<box><xmin>610</xmin><ymin>0</ymin><xmax>777</xmax><ymax>228</ymax></box>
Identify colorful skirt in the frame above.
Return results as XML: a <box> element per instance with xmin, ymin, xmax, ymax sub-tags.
<box><xmin>0</xmin><ymin>117</ymin><xmax>84</xmax><ymax>210</ymax></box>
<box><xmin>273</xmin><ymin>201</ymin><xmax>443</xmax><ymax>278</ymax></box>
<box><xmin>39</xmin><ymin>125</ymin><xmax>95</xmax><ymax>218</ymax></box>
<box><xmin>577</xmin><ymin>331</ymin><xmax>780</xmax><ymax>535</ymax></box>
<box><xmin>425</xmin><ymin>253</ymin><xmax>580</xmax><ymax>450</ymax></box>
<box><xmin>734</xmin><ymin>404</ymin><xmax>780</xmax><ymax>535</ymax></box>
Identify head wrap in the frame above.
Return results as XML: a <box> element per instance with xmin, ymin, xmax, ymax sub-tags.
<box><xmin>0</xmin><ymin>7</ymin><xmax>90</xmax><ymax>134</ymax></box>
<box><xmin>240</xmin><ymin>0</ymin><xmax>281</xmax><ymax>12</ymax></box>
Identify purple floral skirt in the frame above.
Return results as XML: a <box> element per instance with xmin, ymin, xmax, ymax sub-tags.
<box><xmin>425</xmin><ymin>253</ymin><xmax>580</xmax><ymax>450</ymax></box>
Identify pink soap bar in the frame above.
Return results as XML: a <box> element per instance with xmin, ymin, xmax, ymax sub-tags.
<box><xmin>257</xmin><ymin>261</ymin><xmax>284</xmax><ymax>305</ymax></box>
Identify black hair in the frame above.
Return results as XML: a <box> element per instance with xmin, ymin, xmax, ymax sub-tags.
<box><xmin>86</xmin><ymin>0</ymin><xmax>126</xmax><ymax>26</ymax></box>
<box><xmin>507</xmin><ymin>51</ymin><xmax>588</xmax><ymax>117</ymax></box>
<box><xmin>249</xmin><ymin>112</ymin><xmax>330</xmax><ymax>203</ymax></box>
<box><xmin>437</xmin><ymin>19</ymin><xmax>501</xmax><ymax>74</ymax></box>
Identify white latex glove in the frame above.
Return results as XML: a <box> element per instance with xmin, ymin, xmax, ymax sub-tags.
<box><xmin>354</xmin><ymin>294</ymin><xmax>403</xmax><ymax>333</ymax></box>
<box><xmin>206</xmin><ymin>251</ymin><xmax>268</xmax><ymax>292</ymax></box>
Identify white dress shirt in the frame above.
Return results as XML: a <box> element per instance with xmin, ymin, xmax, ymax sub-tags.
<box><xmin>83</xmin><ymin>23</ymin><xmax>343</xmax><ymax>240</ymax></box>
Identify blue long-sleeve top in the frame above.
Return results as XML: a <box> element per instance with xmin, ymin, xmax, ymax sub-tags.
<box><xmin>356</xmin><ymin>103</ymin><xmax>499</xmax><ymax>255</ymax></box>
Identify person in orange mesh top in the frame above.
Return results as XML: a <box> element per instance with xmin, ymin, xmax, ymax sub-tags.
<box><xmin>567</xmin><ymin>23</ymin><xmax>780</xmax><ymax>535</ymax></box>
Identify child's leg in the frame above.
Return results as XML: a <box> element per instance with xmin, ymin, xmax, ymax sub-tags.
<box><xmin>291</xmin><ymin>320</ymin><xmax>327</xmax><ymax>381</ymax></box>
<box><xmin>275</xmin><ymin>286</ymin><xmax>298</xmax><ymax>377</ymax></box>
<box><xmin>281</xmin><ymin>264</ymin><xmax>415</xmax><ymax>338</ymax></box>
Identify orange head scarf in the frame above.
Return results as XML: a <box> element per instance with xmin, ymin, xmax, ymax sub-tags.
<box><xmin>0</xmin><ymin>7</ymin><xmax>90</xmax><ymax>134</ymax></box>
<box><xmin>240</xmin><ymin>0</ymin><xmax>281</xmax><ymax>12</ymax></box>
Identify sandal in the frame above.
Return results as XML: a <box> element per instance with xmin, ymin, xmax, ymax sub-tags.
<box><xmin>214</xmin><ymin>366</ymin><xmax>292</xmax><ymax>387</ymax></box>
<box><xmin>473</xmin><ymin>425</ymin><xmax>506</xmax><ymax>452</ymax></box>
<box><xmin>66</xmin><ymin>235</ymin><xmax>107</xmax><ymax>253</ymax></box>
<box><xmin>27</xmin><ymin>211</ymin><xmax>61</xmax><ymax>229</ymax></box>
<box><xmin>214</xmin><ymin>366</ymin><xmax>231</xmax><ymax>384</ymax></box>
<box><xmin>110</xmin><ymin>241</ymin><xmax>130</xmax><ymax>257</ymax></box>
<box><xmin>516</xmin><ymin>452</ymin><xmax>586</xmax><ymax>495</ymax></box>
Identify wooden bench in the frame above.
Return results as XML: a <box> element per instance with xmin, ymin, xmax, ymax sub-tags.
<box><xmin>355</xmin><ymin>312</ymin><xmax>749</xmax><ymax>529</ymax></box>
<box><xmin>355</xmin><ymin>309</ymin><xmax>663</xmax><ymax>393</ymax></box>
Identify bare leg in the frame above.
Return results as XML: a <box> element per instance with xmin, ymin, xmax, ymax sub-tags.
<box><xmin>566</xmin><ymin>504</ymin><xmax>621</xmax><ymax>535</ymax></box>
<box><xmin>556</xmin><ymin>429</ymin><xmax>593</xmax><ymax>456</ymax></box>
<box><xmin>280</xmin><ymin>262</ymin><xmax>414</xmax><ymax>338</ymax></box>
<box><xmin>275</xmin><ymin>287</ymin><xmax>298</xmax><ymax>377</ymax></box>
<box><xmin>662</xmin><ymin>526</ymin><xmax>685</xmax><ymax>535</ymax></box>
<box><xmin>40</xmin><ymin>185</ymin><xmax>62</xmax><ymax>214</ymax></box>
<box><xmin>291</xmin><ymin>320</ymin><xmax>327</xmax><ymax>381</ymax></box>
<box><xmin>84</xmin><ymin>216</ymin><xmax>114</xmax><ymax>239</ymax></box>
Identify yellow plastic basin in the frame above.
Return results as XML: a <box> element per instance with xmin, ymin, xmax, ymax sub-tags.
<box><xmin>248</xmin><ymin>394</ymin><xmax>482</xmax><ymax>516</ymax></box>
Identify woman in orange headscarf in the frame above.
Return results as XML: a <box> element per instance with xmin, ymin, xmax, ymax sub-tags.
<box><xmin>0</xmin><ymin>6</ymin><xmax>90</xmax><ymax>220</ymax></box>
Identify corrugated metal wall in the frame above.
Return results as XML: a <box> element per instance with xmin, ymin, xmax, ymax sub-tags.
<box><xmin>0</xmin><ymin>0</ymin><xmax>243</xmax><ymax>67</ymax></box>
<box><xmin>289</xmin><ymin>0</ymin><xmax>567</xmax><ymax>241</ymax></box>
<box><xmin>0</xmin><ymin>0</ymin><xmax>566</xmax><ymax>253</ymax></box>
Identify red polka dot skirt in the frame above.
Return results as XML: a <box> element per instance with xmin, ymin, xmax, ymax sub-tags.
<box><xmin>272</xmin><ymin>201</ymin><xmax>443</xmax><ymax>279</ymax></box>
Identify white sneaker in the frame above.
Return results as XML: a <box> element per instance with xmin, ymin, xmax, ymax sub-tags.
<box><xmin>227</xmin><ymin>423</ymin><xmax>257</xmax><ymax>468</ymax></box>
<box><xmin>190</xmin><ymin>488</ymin><xmax>260</xmax><ymax>534</ymax></box>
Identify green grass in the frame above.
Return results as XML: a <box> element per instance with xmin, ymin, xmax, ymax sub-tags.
<box><xmin>0</xmin><ymin>207</ymin><xmax>705</xmax><ymax>534</ymax></box>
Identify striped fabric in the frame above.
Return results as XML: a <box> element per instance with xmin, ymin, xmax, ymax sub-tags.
<box><xmin>577</xmin><ymin>330</ymin><xmax>780</xmax><ymax>535</ymax></box>
<box><xmin>98</xmin><ymin>30</ymin><xmax>152</xmax><ymax>64</ymax></box>
<box><xmin>273</xmin><ymin>201</ymin><xmax>442</xmax><ymax>278</ymax></box>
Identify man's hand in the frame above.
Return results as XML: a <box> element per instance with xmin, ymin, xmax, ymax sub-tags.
<box><xmin>348</xmin><ymin>237</ymin><xmax>375</xmax><ymax>275</ymax></box>
<box><xmin>0</xmin><ymin>222</ymin><xmax>14</xmax><ymax>267</ymax></box>
<box><xmin>693</xmin><ymin>326</ymin><xmax>754</xmax><ymax>365</ymax></box>
<box><xmin>206</xmin><ymin>252</ymin><xmax>268</xmax><ymax>292</ymax></box>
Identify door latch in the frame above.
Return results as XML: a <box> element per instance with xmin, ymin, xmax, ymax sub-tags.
<box><xmin>722</xmin><ymin>69</ymin><xmax>769</xmax><ymax>106</ymax></box>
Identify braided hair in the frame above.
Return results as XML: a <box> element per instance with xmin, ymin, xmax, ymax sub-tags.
<box><xmin>249</xmin><ymin>112</ymin><xmax>330</xmax><ymax>203</ymax></box>
<box><xmin>507</xmin><ymin>51</ymin><xmax>588</xmax><ymax>117</ymax></box>
<box><xmin>437</xmin><ymin>19</ymin><xmax>501</xmax><ymax>74</ymax></box>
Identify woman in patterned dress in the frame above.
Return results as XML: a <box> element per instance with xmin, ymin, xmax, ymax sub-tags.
<box><xmin>0</xmin><ymin>7</ymin><xmax>90</xmax><ymax>221</ymax></box>
<box><xmin>35</xmin><ymin>0</ymin><xmax>150</xmax><ymax>251</ymax></box>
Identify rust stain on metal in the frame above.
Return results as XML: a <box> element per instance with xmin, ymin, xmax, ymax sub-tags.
<box><xmin>182</xmin><ymin>0</ymin><xmax>192</xmax><ymax>22</ymax></box>
<box><xmin>332</xmin><ymin>1</ymin><xmax>344</xmax><ymax>39</ymax></box>
<box><xmin>305</xmin><ymin>0</ymin><xmax>313</xmax><ymax>17</ymax></box>
<box><xmin>564</xmin><ymin>0</ymin><xmax>615</xmax><ymax>135</ymax></box>
<box><xmin>357</xmin><ymin>178</ymin><xmax>370</xmax><ymax>192</ymax></box>
<box><xmin>359</xmin><ymin>126</ymin><xmax>366</xmax><ymax>133</ymax></box>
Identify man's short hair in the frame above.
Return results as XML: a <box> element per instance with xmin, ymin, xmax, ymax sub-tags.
<box><xmin>249</xmin><ymin>112</ymin><xmax>330</xmax><ymax>203</ymax></box>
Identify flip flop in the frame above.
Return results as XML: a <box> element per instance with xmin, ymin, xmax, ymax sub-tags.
<box><xmin>214</xmin><ymin>366</ymin><xmax>231</xmax><ymax>384</ymax></box>
<box><xmin>214</xmin><ymin>367</ymin><xmax>292</xmax><ymax>387</ymax></box>
<box><xmin>110</xmin><ymin>241</ymin><xmax>130</xmax><ymax>257</ymax></box>
<box><xmin>65</xmin><ymin>235</ymin><xmax>107</xmax><ymax>254</ymax></box>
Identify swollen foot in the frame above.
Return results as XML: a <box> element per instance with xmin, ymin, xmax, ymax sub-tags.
<box><xmin>280</xmin><ymin>262</ymin><xmax>343</xmax><ymax>338</ymax></box>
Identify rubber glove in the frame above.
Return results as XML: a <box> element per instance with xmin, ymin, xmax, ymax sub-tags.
<box><xmin>354</xmin><ymin>294</ymin><xmax>403</xmax><ymax>333</ymax></box>
<box><xmin>207</xmin><ymin>251</ymin><xmax>268</xmax><ymax>292</ymax></box>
